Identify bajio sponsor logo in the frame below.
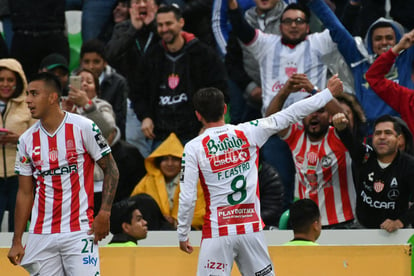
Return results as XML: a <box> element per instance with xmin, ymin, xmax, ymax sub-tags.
<box><xmin>202</xmin><ymin>132</ymin><xmax>250</xmax><ymax>173</ymax></box>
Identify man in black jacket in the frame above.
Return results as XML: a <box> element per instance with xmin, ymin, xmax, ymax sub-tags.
<box><xmin>106</xmin><ymin>0</ymin><xmax>161</xmax><ymax>157</ymax></box>
<box><xmin>137</xmin><ymin>4</ymin><xmax>228</xmax><ymax>149</ymax></box>
<box><xmin>333</xmin><ymin>113</ymin><xmax>414</xmax><ymax>232</ymax></box>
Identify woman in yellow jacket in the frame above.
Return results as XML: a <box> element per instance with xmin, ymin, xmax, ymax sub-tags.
<box><xmin>0</xmin><ymin>59</ymin><xmax>36</xmax><ymax>231</ymax></box>
<box><xmin>131</xmin><ymin>133</ymin><xmax>205</xmax><ymax>229</ymax></box>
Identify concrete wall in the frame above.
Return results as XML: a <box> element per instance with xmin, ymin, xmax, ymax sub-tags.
<box><xmin>1</xmin><ymin>245</ymin><xmax>411</xmax><ymax>275</ymax></box>
<box><xmin>1</xmin><ymin>230</ymin><xmax>413</xmax><ymax>275</ymax></box>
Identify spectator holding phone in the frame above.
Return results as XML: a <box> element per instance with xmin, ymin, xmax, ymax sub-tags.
<box><xmin>61</xmin><ymin>68</ymin><xmax>117</xmax><ymax>215</ymax></box>
<box><xmin>0</xmin><ymin>58</ymin><xmax>36</xmax><ymax>231</ymax></box>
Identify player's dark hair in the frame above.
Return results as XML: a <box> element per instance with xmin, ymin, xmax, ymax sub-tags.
<box><xmin>289</xmin><ymin>199</ymin><xmax>320</xmax><ymax>234</ymax></box>
<box><xmin>373</xmin><ymin>114</ymin><xmax>402</xmax><ymax>135</ymax></box>
<box><xmin>80</xmin><ymin>39</ymin><xmax>107</xmax><ymax>61</ymax></box>
<box><xmin>281</xmin><ymin>3</ymin><xmax>311</xmax><ymax>23</ymax></box>
<box><xmin>75</xmin><ymin>68</ymin><xmax>101</xmax><ymax>96</ymax></box>
<box><xmin>193</xmin><ymin>87</ymin><xmax>225</xmax><ymax>123</ymax></box>
<box><xmin>157</xmin><ymin>3</ymin><xmax>182</xmax><ymax>20</ymax></box>
<box><xmin>30</xmin><ymin>72</ymin><xmax>62</xmax><ymax>97</ymax></box>
<box><xmin>110</xmin><ymin>198</ymin><xmax>137</xmax><ymax>234</ymax></box>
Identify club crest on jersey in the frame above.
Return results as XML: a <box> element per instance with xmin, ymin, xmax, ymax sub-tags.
<box><xmin>49</xmin><ymin>149</ymin><xmax>58</xmax><ymax>162</ymax></box>
<box><xmin>66</xmin><ymin>139</ymin><xmax>75</xmax><ymax>151</ymax></box>
<box><xmin>306</xmin><ymin>151</ymin><xmax>318</xmax><ymax>166</ymax></box>
<box><xmin>168</xmin><ymin>74</ymin><xmax>180</xmax><ymax>89</ymax></box>
<box><xmin>373</xmin><ymin>181</ymin><xmax>384</xmax><ymax>193</ymax></box>
<box><xmin>285</xmin><ymin>63</ymin><xmax>297</xmax><ymax>77</ymax></box>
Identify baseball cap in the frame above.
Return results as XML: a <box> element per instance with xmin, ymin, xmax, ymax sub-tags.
<box><xmin>39</xmin><ymin>53</ymin><xmax>69</xmax><ymax>73</ymax></box>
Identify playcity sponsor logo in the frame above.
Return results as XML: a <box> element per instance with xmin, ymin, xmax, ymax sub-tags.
<box><xmin>217</xmin><ymin>203</ymin><xmax>259</xmax><ymax>225</ymax></box>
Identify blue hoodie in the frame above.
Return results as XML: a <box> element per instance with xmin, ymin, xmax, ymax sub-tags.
<box><xmin>307</xmin><ymin>0</ymin><xmax>414</xmax><ymax>134</ymax></box>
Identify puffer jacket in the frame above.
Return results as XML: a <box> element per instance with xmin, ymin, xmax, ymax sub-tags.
<box><xmin>0</xmin><ymin>58</ymin><xmax>36</xmax><ymax>178</ymax></box>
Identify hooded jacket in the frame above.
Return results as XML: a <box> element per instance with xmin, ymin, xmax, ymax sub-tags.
<box><xmin>130</xmin><ymin>133</ymin><xmax>205</xmax><ymax>229</ymax></box>
<box><xmin>0</xmin><ymin>58</ymin><xmax>36</xmax><ymax>177</ymax></box>
<box><xmin>308</xmin><ymin>0</ymin><xmax>414</xmax><ymax>133</ymax></box>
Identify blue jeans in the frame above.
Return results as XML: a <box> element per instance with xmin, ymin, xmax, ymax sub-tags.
<box><xmin>261</xmin><ymin>135</ymin><xmax>295</xmax><ymax>212</ymax></box>
<box><xmin>0</xmin><ymin>176</ymin><xmax>18</xmax><ymax>232</ymax></box>
<box><xmin>66</xmin><ymin>0</ymin><xmax>117</xmax><ymax>41</ymax></box>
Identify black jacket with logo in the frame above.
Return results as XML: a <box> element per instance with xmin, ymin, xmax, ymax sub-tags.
<box><xmin>133</xmin><ymin>32</ymin><xmax>228</xmax><ymax>142</ymax></box>
<box><xmin>338</xmin><ymin>128</ymin><xmax>414</xmax><ymax>228</ymax></box>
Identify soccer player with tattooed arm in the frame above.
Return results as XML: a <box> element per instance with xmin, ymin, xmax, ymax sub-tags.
<box><xmin>7</xmin><ymin>72</ymin><xmax>119</xmax><ymax>275</ymax></box>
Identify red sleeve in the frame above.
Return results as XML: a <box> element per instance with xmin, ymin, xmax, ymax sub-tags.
<box><xmin>365</xmin><ymin>49</ymin><xmax>414</xmax><ymax>114</ymax></box>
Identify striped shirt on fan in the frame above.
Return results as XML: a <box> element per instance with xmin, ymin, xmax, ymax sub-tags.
<box><xmin>282</xmin><ymin>124</ymin><xmax>356</xmax><ymax>226</ymax></box>
<box><xmin>15</xmin><ymin>112</ymin><xmax>111</xmax><ymax>234</ymax></box>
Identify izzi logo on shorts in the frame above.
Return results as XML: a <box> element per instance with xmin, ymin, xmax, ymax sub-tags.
<box><xmin>202</xmin><ymin>131</ymin><xmax>250</xmax><ymax>173</ymax></box>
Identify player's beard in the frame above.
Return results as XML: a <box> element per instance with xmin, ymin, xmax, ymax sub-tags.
<box><xmin>305</xmin><ymin>124</ymin><xmax>329</xmax><ymax>141</ymax></box>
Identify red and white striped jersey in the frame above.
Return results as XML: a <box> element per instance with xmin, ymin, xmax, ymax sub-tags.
<box><xmin>282</xmin><ymin>124</ymin><xmax>356</xmax><ymax>226</ymax></box>
<box><xmin>15</xmin><ymin>112</ymin><xmax>111</xmax><ymax>234</ymax></box>
<box><xmin>177</xmin><ymin>89</ymin><xmax>335</xmax><ymax>241</ymax></box>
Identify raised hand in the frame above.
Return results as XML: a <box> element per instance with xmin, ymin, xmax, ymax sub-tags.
<box><xmin>332</xmin><ymin>113</ymin><xmax>349</xmax><ymax>131</ymax></box>
<box><xmin>392</xmin><ymin>29</ymin><xmax>414</xmax><ymax>54</ymax></box>
<box><xmin>327</xmin><ymin>74</ymin><xmax>343</xmax><ymax>97</ymax></box>
<box><xmin>228</xmin><ymin>0</ymin><xmax>238</xmax><ymax>10</ymax></box>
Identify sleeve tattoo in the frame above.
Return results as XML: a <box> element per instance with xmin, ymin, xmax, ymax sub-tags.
<box><xmin>96</xmin><ymin>153</ymin><xmax>119</xmax><ymax>211</ymax></box>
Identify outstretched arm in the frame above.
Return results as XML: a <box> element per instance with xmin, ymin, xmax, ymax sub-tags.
<box><xmin>265</xmin><ymin>74</ymin><xmax>314</xmax><ymax>117</ymax></box>
<box><xmin>324</xmin><ymin>74</ymin><xmax>346</xmax><ymax>116</ymax></box>
<box><xmin>305</xmin><ymin>0</ymin><xmax>361</xmax><ymax>64</ymax></box>
<box><xmin>264</xmin><ymin>75</ymin><xmax>343</xmax><ymax>135</ymax></box>
<box><xmin>227</xmin><ymin>0</ymin><xmax>256</xmax><ymax>44</ymax></box>
<box><xmin>391</xmin><ymin>29</ymin><xmax>414</xmax><ymax>55</ymax></box>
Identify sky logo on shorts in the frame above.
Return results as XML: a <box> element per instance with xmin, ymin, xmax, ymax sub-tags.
<box><xmin>83</xmin><ymin>255</ymin><xmax>98</xmax><ymax>266</ymax></box>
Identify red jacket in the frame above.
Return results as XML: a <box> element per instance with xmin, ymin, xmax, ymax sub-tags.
<box><xmin>366</xmin><ymin>49</ymin><xmax>414</xmax><ymax>135</ymax></box>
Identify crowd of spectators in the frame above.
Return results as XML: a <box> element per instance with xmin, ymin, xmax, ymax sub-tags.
<box><xmin>0</xmin><ymin>0</ymin><xmax>413</xmax><ymax>238</ymax></box>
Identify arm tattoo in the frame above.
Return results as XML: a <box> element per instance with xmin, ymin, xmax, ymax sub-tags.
<box><xmin>97</xmin><ymin>154</ymin><xmax>119</xmax><ymax>211</ymax></box>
